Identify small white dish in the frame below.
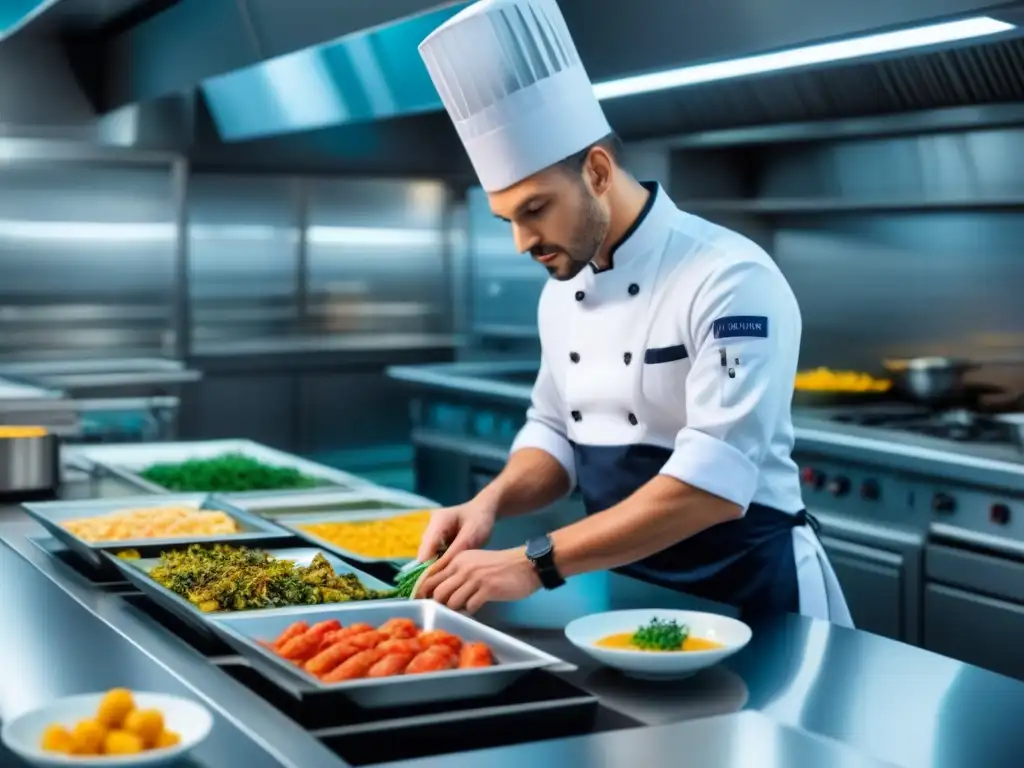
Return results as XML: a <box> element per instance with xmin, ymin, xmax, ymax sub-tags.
<box><xmin>2</xmin><ymin>691</ymin><xmax>214</xmax><ymax>767</ymax></box>
<box><xmin>564</xmin><ymin>609</ymin><xmax>752</xmax><ymax>680</ymax></box>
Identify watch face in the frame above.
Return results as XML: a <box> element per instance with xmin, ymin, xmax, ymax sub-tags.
<box><xmin>526</xmin><ymin>536</ymin><xmax>552</xmax><ymax>560</ymax></box>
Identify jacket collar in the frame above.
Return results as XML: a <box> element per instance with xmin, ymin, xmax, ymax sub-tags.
<box><xmin>590</xmin><ymin>181</ymin><xmax>673</xmax><ymax>274</ymax></box>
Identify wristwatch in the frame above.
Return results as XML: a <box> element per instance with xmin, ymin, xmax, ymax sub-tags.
<box><xmin>525</xmin><ymin>534</ymin><xmax>565</xmax><ymax>590</ymax></box>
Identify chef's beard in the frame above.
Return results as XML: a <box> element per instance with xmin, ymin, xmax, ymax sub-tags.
<box><xmin>541</xmin><ymin>188</ymin><xmax>610</xmax><ymax>282</ymax></box>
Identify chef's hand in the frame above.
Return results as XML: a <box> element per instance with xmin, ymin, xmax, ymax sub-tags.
<box><xmin>416</xmin><ymin>497</ymin><xmax>497</xmax><ymax>565</ymax></box>
<box><xmin>415</xmin><ymin>547</ymin><xmax>541</xmax><ymax>614</ymax></box>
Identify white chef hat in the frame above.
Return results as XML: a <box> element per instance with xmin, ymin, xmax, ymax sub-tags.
<box><xmin>418</xmin><ymin>0</ymin><xmax>611</xmax><ymax>192</ymax></box>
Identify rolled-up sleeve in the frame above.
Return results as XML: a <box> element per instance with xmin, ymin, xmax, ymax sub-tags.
<box><xmin>510</xmin><ymin>359</ymin><xmax>577</xmax><ymax>490</ymax></box>
<box><xmin>659</xmin><ymin>259</ymin><xmax>800</xmax><ymax>511</ymax></box>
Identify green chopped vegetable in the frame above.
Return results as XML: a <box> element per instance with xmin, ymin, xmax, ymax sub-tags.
<box><xmin>138</xmin><ymin>452</ymin><xmax>322</xmax><ymax>493</ymax></box>
<box><xmin>148</xmin><ymin>544</ymin><xmax>391</xmax><ymax>612</ymax></box>
<box><xmin>631</xmin><ymin>617</ymin><xmax>689</xmax><ymax>651</ymax></box>
<box><xmin>391</xmin><ymin>557</ymin><xmax>438</xmax><ymax>599</ymax></box>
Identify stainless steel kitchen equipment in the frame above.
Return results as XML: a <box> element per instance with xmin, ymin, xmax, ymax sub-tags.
<box><xmin>277</xmin><ymin>506</ymin><xmax>434</xmax><ymax>565</ymax></box>
<box><xmin>207</xmin><ymin>601</ymin><xmax>570</xmax><ymax>708</ymax></box>
<box><xmin>0</xmin><ymin>362</ymin><xmax>198</xmax><ymax>443</ymax></box>
<box><xmin>230</xmin><ymin>487</ymin><xmax>437</xmax><ymax>520</ymax></box>
<box><xmin>0</xmin><ymin>427</ymin><xmax>60</xmax><ymax>501</ymax></box>
<box><xmin>105</xmin><ymin>545</ymin><xmax>396</xmax><ymax>635</ymax></box>
<box><xmin>388</xmin><ymin>360</ymin><xmax>1024</xmax><ymax>680</ymax></box>
<box><xmin>883</xmin><ymin>356</ymin><xmax>976</xmax><ymax>403</ymax></box>
<box><xmin>22</xmin><ymin>493</ymin><xmax>292</xmax><ymax>570</ymax></box>
<box><xmin>67</xmin><ymin>439</ymin><xmax>375</xmax><ymax>497</ymax></box>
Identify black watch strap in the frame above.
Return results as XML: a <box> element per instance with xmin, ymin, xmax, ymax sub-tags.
<box><xmin>525</xmin><ymin>534</ymin><xmax>565</xmax><ymax>590</ymax></box>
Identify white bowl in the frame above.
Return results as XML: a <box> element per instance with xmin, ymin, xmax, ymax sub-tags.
<box><xmin>564</xmin><ymin>609</ymin><xmax>752</xmax><ymax>680</ymax></box>
<box><xmin>2</xmin><ymin>692</ymin><xmax>214</xmax><ymax>768</ymax></box>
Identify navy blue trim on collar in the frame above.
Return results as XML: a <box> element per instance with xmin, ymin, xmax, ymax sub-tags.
<box><xmin>590</xmin><ymin>181</ymin><xmax>658</xmax><ymax>275</ymax></box>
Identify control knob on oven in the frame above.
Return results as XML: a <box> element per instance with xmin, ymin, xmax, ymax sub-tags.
<box><xmin>932</xmin><ymin>492</ymin><xmax>957</xmax><ymax>515</ymax></box>
<box><xmin>990</xmin><ymin>503</ymin><xmax>1011</xmax><ymax>526</ymax></box>
<box><xmin>827</xmin><ymin>476</ymin><xmax>850</xmax><ymax>497</ymax></box>
<box><xmin>860</xmin><ymin>479</ymin><xmax>881</xmax><ymax>501</ymax></box>
<box><xmin>800</xmin><ymin>467</ymin><xmax>825</xmax><ymax>489</ymax></box>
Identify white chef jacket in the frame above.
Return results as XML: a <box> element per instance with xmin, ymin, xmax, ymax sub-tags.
<box><xmin>511</xmin><ymin>183</ymin><xmax>853</xmax><ymax>627</ymax></box>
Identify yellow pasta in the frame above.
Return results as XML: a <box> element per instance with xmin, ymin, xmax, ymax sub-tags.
<box><xmin>62</xmin><ymin>506</ymin><xmax>239</xmax><ymax>542</ymax></box>
<box><xmin>794</xmin><ymin>367</ymin><xmax>892</xmax><ymax>393</ymax></box>
<box><xmin>299</xmin><ymin>510</ymin><xmax>433</xmax><ymax>560</ymax></box>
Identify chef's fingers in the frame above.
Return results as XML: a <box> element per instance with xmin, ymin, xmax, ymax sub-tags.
<box><xmin>464</xmin><ymin>589</ymin><xmax>490</xmax><ymax>615</ymax></box>
<box><xmin>431</xmin><ymin>527</ymin><xmax>476</xmax><ymax>572</ymax></box>
<box><xmin>443</xmin><ymin>578</ymin><xmax>479</xmax><ymax>613</ymax></box>
<box><xmin>417</xmin><ymin>510</ymin><xmax>457</xmax><ymax>562</ymax></box>
<box><xmin>412</xmin><ymin>559</ymin><xmax>449</xmax><ymax>599</ymax></box>
<box><xmin>429</xmin><ymin>570</ymin><xmax>466</xmax><ymax>606</ymax></box>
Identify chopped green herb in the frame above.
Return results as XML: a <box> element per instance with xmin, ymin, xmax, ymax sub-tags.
<box><xmin>139</xmin><ymin>452</ymin><xmax>322</xmax><ymax>493</ymax></box>
<box><xmin>631</xmin><ymin>617</ymin><xmax>689</xmax><ymax>651</ymax></box>
<box><xmin>391</xmin><ymin>557</ymin><xmax>438</xmax><ymax>599</ymax></box>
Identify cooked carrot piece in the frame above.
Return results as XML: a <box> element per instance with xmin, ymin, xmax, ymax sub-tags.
<box><xmin>322</xmin><ymin>649</ymin><xmax>384</xmax><ymax>682</ymax></box>
<box><xmin>368</xmin><ymin>652</ymin><xmax>415</xmax><ymax>678</ymax></box>
<box><xmin>304</xmin><ymin>642</ymin><xmax>359</xmax><ymax>676</ymax></box>
<box><xmin>458</xmin><ymin>642</ymin><xmax>494</xmax><ymax>668</ymax></box>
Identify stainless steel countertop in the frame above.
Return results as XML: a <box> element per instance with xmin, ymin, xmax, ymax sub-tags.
<box><xmin>387</xmin><ymin>361</ymin><xmax>1024</xmax><ymax>490</ymax></box>
<box><xmin>377</xmin><ymin>710</ymin><xmax>901</xmax><ymax>768</ymax></box>
<box><xmin>0</xmin><ymin>484</ymin><xmax>345</xmax><ymax>768</ymax></box>
<box><xmin>475</xmin><ymin>572</ymin><xmax>1024</xmax><ymax>768</ymax></box>
<box><xmin>4</xmin><ymin>485</ymin><xmax>1024</xmax><ymax>768</ymax></box>
<box><xmin>192</xmin><ymin>333</ymin><xmax>462</xmax><ymax>358</ymax></box>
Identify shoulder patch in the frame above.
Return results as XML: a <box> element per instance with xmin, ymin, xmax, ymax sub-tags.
<box><xmin>712</xmin><ymin>315</ymin><xmax>768</xmax><ymax>339</ymax></box>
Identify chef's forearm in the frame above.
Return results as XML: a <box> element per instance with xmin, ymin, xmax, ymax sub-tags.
<box><xmin>550</xmin><ymin>475</ymin><xmax>742</xmax><ymax>577</ymax></box>
<box><xmin>475</xmin><ymin>447</ymin><xmax>572</xmax><ymax>519</ymax></box>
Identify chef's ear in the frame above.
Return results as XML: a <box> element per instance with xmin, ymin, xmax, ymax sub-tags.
<box><xmin>584</xmin><ymin>145</ymin><xmax>614</xmax><ymax>197</ymax></box>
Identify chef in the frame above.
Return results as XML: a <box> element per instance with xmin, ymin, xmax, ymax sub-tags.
<box><xmin>413</xmin><ymin>0</ymin><xmax>853</xmax><ymax>627</ymax></box>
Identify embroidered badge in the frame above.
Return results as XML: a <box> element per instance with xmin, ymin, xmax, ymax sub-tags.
<box><xmin>712</xmin><ymin>316</ymin><xmax>768</xmax><ymax>339</ymax></box>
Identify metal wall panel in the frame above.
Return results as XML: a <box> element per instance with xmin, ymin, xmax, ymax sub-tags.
<box><xmin>306</xmin><ymin>178</ymin><xmax>450</xmax><ymax>336</ymax></box>
<box><xmin>0</xmin><ymin>161</ymin><xmax>175</xmax><ymax>361</ymax></box>
<box><xmin>465</xmin><ymin>186</ymin><xmax>541</xmax><ymax>337</ymax></box>
<box><xmin>760</xmin><ymin>127</ymin><xmax>1024</xmax><ymax>390</ymax></box>
<box><xmin>188</xmin><ymin>174</ymin><xmax>302</xmax><ymax>344</ymax></box>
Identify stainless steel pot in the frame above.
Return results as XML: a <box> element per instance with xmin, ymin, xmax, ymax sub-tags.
<box><xmin>0</xmin><ymin>430</ymin><xmax>60</xmax><ymax>497</ymax></box>
<box><xmin>882</xmin><ymin>357</ymin><xmax>977</xmax><ymax>404</ymax></box>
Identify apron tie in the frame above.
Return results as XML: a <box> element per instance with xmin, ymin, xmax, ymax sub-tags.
<box><xmin>795</xmin><ymin>509</ymin><xmax>821</xmax><ymax>536</ymax></box>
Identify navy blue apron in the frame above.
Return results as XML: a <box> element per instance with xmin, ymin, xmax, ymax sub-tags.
<box><xmin>572</xmin><ymin>442</ymin><xmax>818</xmax><ymax>620</ymax></box>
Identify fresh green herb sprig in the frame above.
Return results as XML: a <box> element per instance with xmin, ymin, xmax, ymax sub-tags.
<box><xmin>139</xmin><ymin>452</ymin><xmax>322</xmax><ymax>493</ymax></box>
<box><xmin>391</xmin><ymin>557</ymin><xmax>438</xmax><ymax>599</ymax></box>
<box><xmin>631</xmin><ymin>617</ymin><xmax>689</xmax><ymax>651</ymax></box>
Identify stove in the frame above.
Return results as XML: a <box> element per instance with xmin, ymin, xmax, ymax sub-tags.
<box><xmin>831</xmin><ymin>406</ymin><xmax>1023</xmax><ymax>448</ymax></box>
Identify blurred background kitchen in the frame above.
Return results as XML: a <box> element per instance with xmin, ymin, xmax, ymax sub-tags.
<box><xmin>3</xmin><ymin>0</ymin><xmax>1024</xmax><ymax>679</ymax></box>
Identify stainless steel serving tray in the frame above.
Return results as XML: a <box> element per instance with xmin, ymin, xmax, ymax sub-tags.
<box><xmin>65</xmin><ymin>439</ymin><xmax>376</xmax><ymax>498</ymax></box>
<box><xmin>229</xmin><ymin>487</ymin><xmax>437</xmax><ymax>521</ymax></box>
<box><xmin>21</xmin><ymin>493</ymin><xmax>292</xmax><ymax>570</ymax></box>
<box><xmin>277</xmin><ymin>507</ymin><xmax>433</xmax><ymax>566</ymax></box>
<box><xmin>207</xmin><ymin>601</ymin><xmax>571</xmax><ymax>709</ymax></box>
<box><xmin>105</xmin><ymin>545</ymin><xmax>397</xmax><ymax>636</ymax></box>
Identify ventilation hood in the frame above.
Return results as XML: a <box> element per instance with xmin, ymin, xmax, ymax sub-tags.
<box><xmin>199</xmin><ymin>4</ymin><xmax>465</xmax><ymax>141</ymax></box>
<box><xmin>8</xmin><ymin>0</ymin><xmax>1024</xmax><ymax>147</ymax></box>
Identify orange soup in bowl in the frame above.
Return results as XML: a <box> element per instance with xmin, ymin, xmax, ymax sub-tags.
<box><xmin>595</xmin><ymin>632</ymin><xmax>723</xmax><ymax>652</ymax></box>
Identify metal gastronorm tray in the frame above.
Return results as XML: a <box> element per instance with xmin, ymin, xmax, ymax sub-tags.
<box><xmin>105</xmin><ymin>545</ymin><xmax>397</xmax><ymax>636</ymax></box>
<box><xmin>228</xmin><ymin>487</ymin><xmax>437</xmax><ymax>521</ymax></box>
<box><xmin>65</xmin><ymin>439</ymin><xmax>375</xmax><ymax>497</ymax></box>
<box><xmin>207</xmin><ymin>601</ymin><xmax>571</xmax><ymax>709</ymax></box>
<box><xmin>278</xmin><ymin>508</ymin><xmax>429</xmax><ymax>566</ymax></box>
<box><xmin>21</xmin><ymin>493</ymin><xmax>292</xmax><ymax>570</ymax></box>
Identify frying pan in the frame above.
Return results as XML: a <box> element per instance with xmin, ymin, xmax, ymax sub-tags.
<box><xmin>882</xmin><ymin>357</ymin><xmax>976</xmax><ymax>405</ymax></box>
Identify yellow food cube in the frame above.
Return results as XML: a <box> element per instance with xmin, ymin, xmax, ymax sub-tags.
<box><xmin>70</xmin><ymin>719</ymin><xmax>107</xmax><ymax>755</ymax></box>
<box><xmin>154</xmin><ymin>729</ymin><xmax>182</xmax><ymax>749</ymax></box>
<box><xmin>103</xmin><ymin>729</ymin><xmax>145</xmax><ymax>755</ymax></box>
<box><xmin>123</xmin><ymin>708</ymin><xmax>165</xmax><ymax>747</ymax></box>
<box><xmin>96</xmin><ymin>688</ymin><xmax>135</xmax><ymax>728</ymax></box>
<box><xmin>39</xmin><ymin>724</ymin><xmax>74</xmax><ymax>754</ymax></box>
